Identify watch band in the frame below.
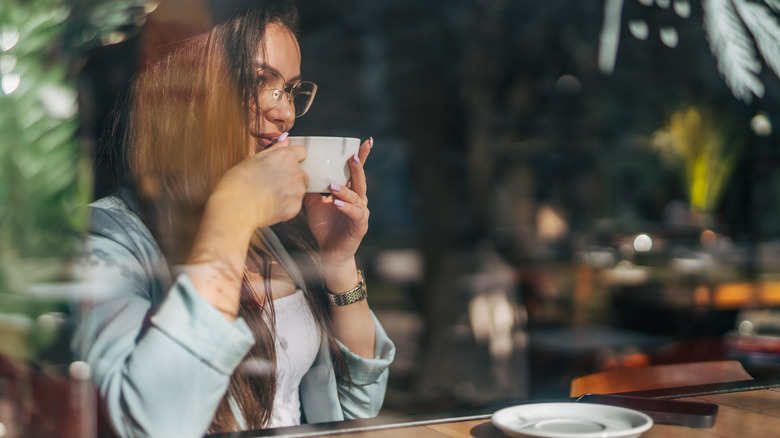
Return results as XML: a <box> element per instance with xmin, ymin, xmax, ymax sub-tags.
<box><xmin>326</xmin><ymin>269</ymin><xmax>367</xmax><ymax>306</ymax></box>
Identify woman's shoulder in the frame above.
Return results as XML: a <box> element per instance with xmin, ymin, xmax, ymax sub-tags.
<box><xmin>91</xmin><ymin>193</ymin><xmax>143</xmax><ymax>233</ymax></box>
<box><xmin>88</xmin><ymin>193</ymin><xmax>159</xmax><ymax>259</ymax></box>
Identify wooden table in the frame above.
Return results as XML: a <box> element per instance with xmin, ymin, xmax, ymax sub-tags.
<box><xmin>362</xmin><ymin>389</ymin><xmax>780</xmax><ymax>438</ymax></box>
<box><xmin>210</xmin><ymin>379</ymin><xmax>780</xmax><ymax>438</ymax></box>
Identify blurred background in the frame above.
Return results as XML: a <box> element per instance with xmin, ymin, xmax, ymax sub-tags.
<box><xmin>3</xmin><ymin>0</ymin><xmax>780</xmax><ymax>435</ymax></box>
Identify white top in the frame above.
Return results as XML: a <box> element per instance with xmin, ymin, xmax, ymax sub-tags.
<box><xmin>267</xmin><ymin>289</ymin><xmax>320</xmax><ymax>428</ymax></box>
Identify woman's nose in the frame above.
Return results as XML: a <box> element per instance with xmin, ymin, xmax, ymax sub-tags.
<box><xmin>267</xmin><ymin>94</ymin><xmax>295</xmax><ymax>126</ymax></box>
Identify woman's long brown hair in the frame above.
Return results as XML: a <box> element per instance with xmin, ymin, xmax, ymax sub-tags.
<box><xmin>116</xmin><ymin>1</ymin><xmax>349</xmax><ymax>432</ymax></box>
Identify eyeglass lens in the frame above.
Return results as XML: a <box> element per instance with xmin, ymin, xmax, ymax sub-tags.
<box><xmin>256</xmin><ymin>69</ymin><xmax>317</xmax><ymax>118</ymax></box>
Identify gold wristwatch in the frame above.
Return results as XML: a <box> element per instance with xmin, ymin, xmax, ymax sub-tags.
<box><xmin>326</xmin><ymin>269</ymin><xmax>367</xmax><ymax>306</ymax></box>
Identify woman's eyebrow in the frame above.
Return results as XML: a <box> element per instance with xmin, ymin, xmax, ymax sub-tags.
<box><xmin>257</xmin><ymin>64</ymin><xmax>302</xmax><ymax>84</ymax></box>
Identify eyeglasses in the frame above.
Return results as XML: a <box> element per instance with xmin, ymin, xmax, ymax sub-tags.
<box><xmin>254</xmin><ymin>69</ymin><xmax>317</xmax><ymax>118</ymax></box>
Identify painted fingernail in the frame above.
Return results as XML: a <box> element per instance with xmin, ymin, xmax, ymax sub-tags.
<box><xmin>369</xmin><ymin>137</ymin><xmax>374</xmax><ymax>148</ymax></box>
<box><xmin>334</xmin><ymin>199</ymin><xmax>345</xmax><ymax>207</ymax></box>
<box><xmin>353</xmin><ymin>154</ymin><xmax>360</xmax><ymax>165</ymax></box>
<box><xmin>330</xmin><ymin>182</ymin><xmax>341</xmax><ymax>192</ymax></box>
<box><xmin>277</xmin><ymin>132</ymin><xmax>289</xmax><ymax>142</ymax></box>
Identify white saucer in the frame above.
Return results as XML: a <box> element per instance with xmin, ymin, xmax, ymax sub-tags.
<box><xmin>491</xmin><ymin>402</ymin><xmax>653</xmax><ymax>438</ymax></box>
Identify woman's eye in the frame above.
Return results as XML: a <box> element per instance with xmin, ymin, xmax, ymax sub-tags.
<box><xmin>272</xmin><ymin>89</ymin><xmax>282</xmax><ymax>99</ymax></box>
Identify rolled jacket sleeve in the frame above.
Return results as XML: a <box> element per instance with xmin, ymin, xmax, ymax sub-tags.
<box><xmin>336</xmin><ymin>311</ymin><xmax>396</xmax><ymax>420</ymax></box>
<box><xmin>338</xmin><ymin>311</ymin><xmax>396</xmax><ymax>384</ymax></box>
<box><xmin>71</xmin><ymin>198</ymin><xmax>255</xmax><ymax>438</ymax></box>
<box><xmin>152</xmin><ymin>274</ymin><xmax>255</xmax><ymax>375</ymax></box>
<box><xmin>298</xmin><ymin>311</ymin><xmax>396</xmax><ymax>424</ymax></box>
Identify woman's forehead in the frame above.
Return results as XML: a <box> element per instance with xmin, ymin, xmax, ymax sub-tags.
<box><xmin>259</xmin><ymin>23</ymin><xmax>301</xmax><ymax>82</ymax></box>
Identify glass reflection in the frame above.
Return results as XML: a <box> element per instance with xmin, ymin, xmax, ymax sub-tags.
<box><xmin>3</xmin><ymin>1</ymin><xmax>780</xmax><ymax>436</ymax></box>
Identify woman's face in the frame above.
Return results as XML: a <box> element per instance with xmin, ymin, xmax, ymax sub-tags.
<box><xmin>249</xmin><ymin>23</ymin><xmax>302</xmax><ymax>153</ymax></box>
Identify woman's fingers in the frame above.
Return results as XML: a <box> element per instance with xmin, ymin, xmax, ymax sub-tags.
<box><xmin>331</xmin><ymin>190</ymin><xmax>369</xmax><ymax>222</ymax></box>
<box><xmin>289</xmin><ymin>144</ymin><xmax>307</xmax><ymax>162</ymax></box>
<box><xmin>329</xmin><ymin>182</ymin><xmax>361</xmax><ymax>205</ymax></box>
<box><xmin>245</xmin><ymin>138</ymin><xmax>309</xmax><ymax>224</ymax></box>
<box><xmin>263</xmin><ymin>132</ymin><xmax>290</xmax><ymax>152</ymax></box>
<box><xmin>264</xmin><ymin>138</ymin><xmax>307</xmax><ymax>163</ymax></box>
<box><xmin>358</xmin><ymin>137</ymin><xmax>373</xmax><ymax>162</ymax></box>
<box><xmin>347</xmin><ymin>138</ymin><xmax>373</xmax><ymax>199</ymax></box>
<box><xmin>329</xmin><ymin>181</ymin><xmax>368</xmax><ymax>217</ymax></box>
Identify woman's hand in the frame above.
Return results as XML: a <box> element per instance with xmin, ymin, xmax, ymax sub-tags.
<box><xmin>304</xmin><ymin>138</ymin><xmax>372</xmax><ymax>270</ymax></box>
<box><xmin>212</xmin><ymin>137</ymin><xmax>309</xmax><ymax>232</ymax></box>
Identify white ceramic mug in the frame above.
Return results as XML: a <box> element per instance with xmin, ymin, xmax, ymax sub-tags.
<box><xmin>288</xmin><ymin>136</ymin><xmax>361</xmax><ymax>193</ymax></box>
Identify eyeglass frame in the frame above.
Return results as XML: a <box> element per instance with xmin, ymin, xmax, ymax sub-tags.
<box><xmin>253</xmin><ymin>68</ymin><xmax>317</xmax><ymax>118</ymax></box>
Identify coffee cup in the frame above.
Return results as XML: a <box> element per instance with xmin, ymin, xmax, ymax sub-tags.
<box><xmin>288</xmin><ymin>136</ymin><xmax>361</xmax><ymax>193</ymax></box>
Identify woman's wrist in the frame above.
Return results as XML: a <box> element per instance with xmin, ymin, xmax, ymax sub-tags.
<box><xmin>321</xmin><ymin>258</ymin><xmax>375</xmax><ymax>356</ymax></box>
<box><xmin>321</xmin><ymin>258</ymin><xmax>359</xmax><ymax>294</ymax></box>
<box><xmin>325</xmin><ymin>269</ymin><xmax>367</xmax><ymax>306</ymax></box>
<box><xmin>183</xmin><ymin>261</ymin><xmax>244</xmax><ymax>321</ymax></box>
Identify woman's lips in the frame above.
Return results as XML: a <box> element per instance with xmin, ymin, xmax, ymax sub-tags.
<box><xmin>250</xmin><ymin>131</ymin><xmax>282</xmax><ymax>151</ymax></box>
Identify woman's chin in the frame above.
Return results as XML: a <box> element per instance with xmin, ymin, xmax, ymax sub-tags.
<box><xmin>249</xmin><ymin>135</ymin><xmax>273</xmax><ymax>153</ymax></box>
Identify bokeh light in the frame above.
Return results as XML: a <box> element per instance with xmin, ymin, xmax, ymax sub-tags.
<box><xmin>633</xmin><ymin>234</ymin><xmax>653</xmax><ymax>252</ymax></box>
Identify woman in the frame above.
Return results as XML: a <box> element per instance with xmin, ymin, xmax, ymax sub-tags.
<box><xmin>72</xmin><ymin>1</ymin><xmax>394</xmax><ymax>436</ymax></box>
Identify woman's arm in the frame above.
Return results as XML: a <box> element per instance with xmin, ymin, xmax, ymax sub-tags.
<box><xmin>322</xmin><ymin>262</ymin><xmax>376</xmax><ymax>358</ymax></box>
<box><xmin>303</xmin><ymin>138</ymin><xmax>377</xmax><ymax>358</ymax></box>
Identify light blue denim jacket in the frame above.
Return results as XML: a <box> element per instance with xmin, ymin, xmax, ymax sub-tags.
<box><xmin>72</xmin><ymin>195</ymin><xmax>395</xmax><ymax>438</ymax></box>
